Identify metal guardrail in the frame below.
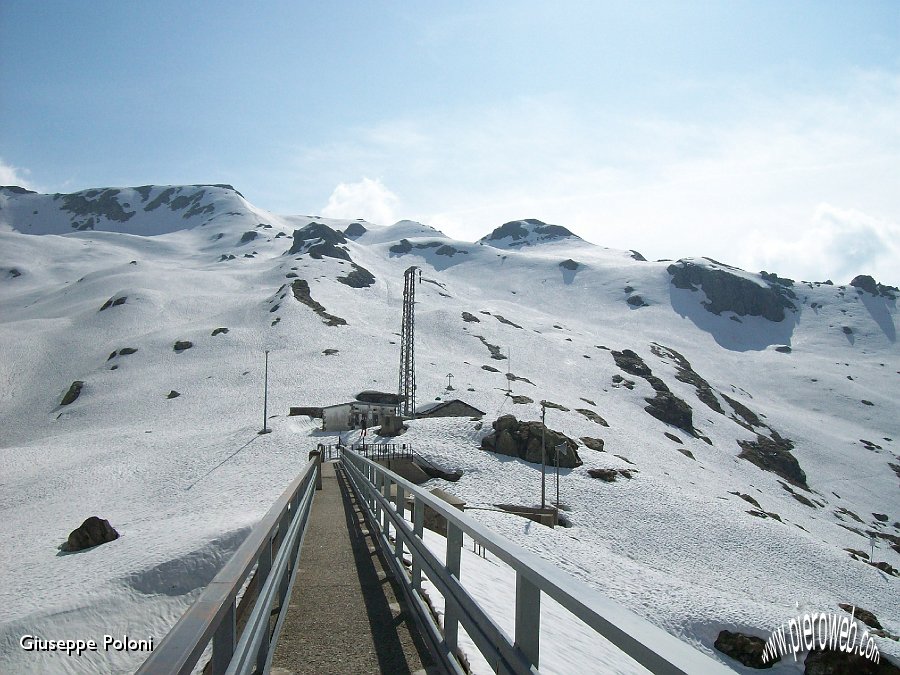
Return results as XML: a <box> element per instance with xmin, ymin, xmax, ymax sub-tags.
<box><xmin>137</xmin><ymin>454</ymin><xmax>321</xmax><ymax>675</ymax></box>
<box><xmin>317</xmin><ymin>442</ymin><xmax>413</xmax><ymax>462</ymax></box>
<box><xmin>340</xmin><ymin>448</ymin><xmax>731</xmax><ymax>675</ymax></box>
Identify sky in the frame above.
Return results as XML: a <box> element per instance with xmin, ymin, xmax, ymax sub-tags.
<box><xmin>1</xmin><ymin>1</ymin><xmax>899</xmax><ymax>284</ymax></box>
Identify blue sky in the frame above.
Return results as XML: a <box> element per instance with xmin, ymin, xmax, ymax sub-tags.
<box><xmin>2</xmin><ymin>1</ymin><xmax>899</xmax><ymax>283</ymax></box>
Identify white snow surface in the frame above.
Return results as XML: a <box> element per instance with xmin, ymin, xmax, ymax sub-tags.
<box><xmin>0</xmin><ymin>185</ymin><xmax>898</xmax><ymax>673</ymax></box>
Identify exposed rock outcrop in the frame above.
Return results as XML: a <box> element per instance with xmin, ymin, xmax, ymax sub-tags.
<box><xmin>481</xmin><ymin>415</ymin><xmax>581</xmax><ymax>468</ymax></box>
<box><xmin>668</xmin><ymin>260</ymin><xmax>797</xmax><ymax>321</ymax></box>
<box><xmin>61</xmin><ymin>516</ymin><xmax>119</xmax><ymax>552</ymax></box>
<box><xmin>713</xmin><ymin>630</ymin><xmax>776</xmax><ymax>669</ymax></box>
<box><xmin>290</xmin><ymin>279</ymin><xmax>347</xmax><ymax>326</ymax></box>
<box><xmin>61</xmin><ymin>381</ymin><xmax>84</xmax><ymax>406</ymax></box>
<box><xmin>287</xmin><ymin>222</ymin><xmax>350</xmax><ymax>260</ymax></box>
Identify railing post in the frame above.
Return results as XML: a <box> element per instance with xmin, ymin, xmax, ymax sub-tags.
<box><xmin>255</xmin><ymin>536</ymin><xmax>274</xmax><ymax>671</ymax></box>
<box><xmin>412</xmin><ymin>497</ymin><xmax>424</xmax><ymax>592</ymax></box>
<box><xmin>395</xmin><ymin>485</ymin><xmax>405</xmax><ymax>562</ymax></box>
<box><xmin>515</xmin><ymin>572</ymin><xmax>541</xmax><ymax>668</ymax></box>
<box><xmin>308</xmin><ymin>449</ymin><xmax>322</xmax><ymax>490</ymax></box>
<box><xmin>211</xmin><ymin>601</ymin><xmax>235</xmax><ymax>674</ymax></box>
<box><xmin>382</xmin><ymin>475</ymin><xmax>391</xmax><ymax>534</ymax></box>
<box><xmin>445</xmin><ymin>522</ymin><xmax>463</xmax><ymax>654</ymax></box>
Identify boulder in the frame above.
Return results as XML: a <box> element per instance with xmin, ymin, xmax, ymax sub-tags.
<box><xmin>804</xmin><ymin>649</ymin><xmax>898</xmax><ymax>674</ymax></box>
<box><xmin>481</xmin><ymin>415</ymin><xmax>581</xmax><ymax>468</ymax></box>
<box><xmin>61</xmin><ymin>381</ymin><xmax>84</xmax><ymax>406</ymax></box>
<box><xmin>173</xmin><ymin>340</ymin><xmax>193</xmax><ymax>352</ymax></box>
<box><xmin>62</xmin><ymin>516</ymin><xmax>119</xmax><ymax>552</ymax></box>
<box><xmin>713</xmin><ymin>630</ymin><xmax>776</xmax><ymax>669</ymax></box>
<box><xmin>850</xmin><ymin>274</ymin><xmax>878</xmax><ymax>295</ymax></box>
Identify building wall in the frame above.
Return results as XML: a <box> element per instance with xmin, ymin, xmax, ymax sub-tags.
<box><xmin>322</xmin><ymin>402</ymin><xmax>398</xmax><ymax>431</ymax></box>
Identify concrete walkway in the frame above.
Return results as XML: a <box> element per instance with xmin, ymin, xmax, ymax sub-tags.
<box><xmin>271</xmin><ymin>462</ymin><xmax>437</xmax><ymax>675</ymax></box>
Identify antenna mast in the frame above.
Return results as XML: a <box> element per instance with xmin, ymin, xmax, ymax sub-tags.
<box><xmin>398</xmin><ymin>266</ymin><xmax>419</xmax><ymax>418</ymax></box>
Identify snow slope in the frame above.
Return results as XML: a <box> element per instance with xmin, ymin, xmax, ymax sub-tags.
<box><xmin>0</xmin><ymin>185</ymin><xmax>897</xmax><ymax>673</ymax></box>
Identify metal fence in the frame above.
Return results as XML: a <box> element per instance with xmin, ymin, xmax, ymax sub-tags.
<box><xmin>340</xmin><ymin>448</ymin><xmax>731</xmax><ymax>675</ymax></box>
<box><xmin>136</xmin><ymin>454</ymin><xmax>321</xmax><ymax>675</ymax></box>
<box><xmin>317</xmin><ymin>442</ymin><xmax>413</xmax><ymax>462</ymax></box>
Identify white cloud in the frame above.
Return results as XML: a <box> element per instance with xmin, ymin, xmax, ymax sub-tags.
<box><xmin>293</xmin><ymin>70</ymin><xmax>899</xmax><ymax>284</ymax></box>
<box><xmin>740</xmin><ymin>204</ymin><xmax>900</xmax><ymax>285</ymax></box>
<box><xmin>0</xmin><ymin>158</ymin><xmax>35</xmax><ymax>190</ymax></box>
<box><xmin>321</xmin><ymin>177</ymin><xmax>399</xmax><ymax>226</ymax></box>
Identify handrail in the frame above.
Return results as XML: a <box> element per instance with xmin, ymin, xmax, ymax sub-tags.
<box><xmin>137</xmin><ymin>455</ymin><xmax>321</xmax><ymax>675</ymax></box>
<box><xmin>340</xmin><ymin>448</ymin><xmax>731</xmax><ymax>674</ymax></box>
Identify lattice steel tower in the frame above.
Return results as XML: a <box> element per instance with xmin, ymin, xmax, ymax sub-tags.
<box><xmin>398</xmin><ymin>266</ymin><xmax>420</xmax><ymax>418</ymax></box>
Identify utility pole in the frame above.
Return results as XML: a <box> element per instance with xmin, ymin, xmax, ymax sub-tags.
<box><xmin>507</xmin><ymin>347</ymin><xmax>511</xmax><ymax>394</ymax></box>
<box><xmin>541</xmin><ymin>401</ymin><xmax>546</xmax><ymax>509</ymax></box>
<box><xmin>259</xmin><ymin>350</ymin><xmax>271</xmax><ymax>435</ymax></box>
<box><xmin>446</xmin><ymin>372</ymin><xmax>454</xmax><ymax>390</ymax></box>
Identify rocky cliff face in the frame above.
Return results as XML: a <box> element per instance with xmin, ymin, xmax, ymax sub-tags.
<box><xmin>667</xmin><ymin>259</ymin><xmax>797</xmax><ymax>321</ymax></box>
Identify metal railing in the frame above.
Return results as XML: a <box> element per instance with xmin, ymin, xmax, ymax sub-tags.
<box><xmin>137</xmin><ymin>453</ymin><xmax>322</xmax><ymax>675</ymax></box>
<box><xmin>340</xmin><ymin>448</ymin><xmax>731</xmax><ymax>675</ymax></box>
<box><xmin>317</xmin><ymin>442</ymin><xmax>413</xmax><ymax>462</ymax></box>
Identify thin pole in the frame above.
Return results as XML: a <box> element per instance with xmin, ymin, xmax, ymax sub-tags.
<box><xmin>541</xmin><ymin>402</ymin><xmax>546</xmax><ymax>509</ymax></box>
<box><xmin>260</xmin><ymin>350</ymin><xmax>270</xmax><ymax>434</ymax></box>
<box><xmin>556</xmin><ymin>445</ymin><xmax>560</xmax><ymax>512</ymax></box>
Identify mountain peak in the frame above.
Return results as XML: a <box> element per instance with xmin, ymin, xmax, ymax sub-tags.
<box><xmin>478</xmin><ymin>219</ymin><xmax>581</xmax><ymax>249</ymax></box>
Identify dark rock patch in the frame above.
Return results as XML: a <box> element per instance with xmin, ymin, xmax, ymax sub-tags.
<box><xmin>861</xmin><ymin>400</ymin><xmax>874</xmax><ymax>406</ymax></box>
<box><xmin>61</xmin><ymin>381</ymin><xmax>84</xmax><ymax>406</ymax></box>
<box><xmin>739</xmin><ymin>434</ymin><xmax>808</xmax><ymax>489</ymax></box>
<box><xmin>167</xmin><ymin>390</ymin><xmax>180</xmax><ymax>399</ymax></box>
<box><xmin>61</xmin><ymin>517</ymin><xmax>119</xmax><ymax>553</ymax></box>
<box><xmin>645</xmin><ymin>391</ymin><xmax>694</xmax><ymax>435</ymax></box>
<box><xmin>611</xmin><ymin>349</ymin><xmax>652</xmax><ymax>379</ymax></box>
<box><xmin>731</xmin><ymin>492</ymin><xmax>762</xmax><ymax>510</ymax></box>
<box><xmin>290</xmin><ymin>279</ymin><xmax>347</xmax><ymax>326</ymax></box>
<box><xmin>474</xmin><ymin>335</ymin><xmax>506</xmax><ymax>360</ymax></box>
<box><xmin>119</xmin><ymin>347</ymin><xmax>138</xmax><ymax>355</ymax></box>
<box><xmin>173</xmin><ymin>340</ymin><xmax>193</xmax><ymax>352</ymax></box>
<box><xmin>559</xmin><ymin>259</ymin><xmax>578</xmax><ymax>271</ymax></box>
<box><xmin>849</xmin><ymin>274</ymin><xmax>899</xmax><ymax>299</ymax></box>
<box><xmin>838</xmin><ymin>603</ymin><xmax>882</xmax><ymax>630</ymax></box>
<box><xmin>587</xmin><ymin>468</ymin><xmax>618</xmax><ymax>482</ymax></box>
<box><xmin>507</xmin><ymin>372</ymin><xmax>535</xmax><ymax>385</ymax></box>
<box><xmin>218</xmin><ymin>254</ymin><xmax>236</xmax><ymax>262</ymax></box>
<box><xmin>481</xmin><ymin>365</ymin><xmax>500</xmax><ymax>372</ymax></box>
<box><xmin>287</xmin><ymin>222</ymin><xmax>350</xmax><ymax>260</ymax></box>
<box><xmin>835</xmin><ymin>507</ymin><xmax>864</xmax><ymax>523</ymax></box>
<box><xmin>664</xmin><ymin>432</ymin><xmax>683</xmax><ymax>443</ymax></box>
<box><xmin>99</xmin><ymin>295</ymin><xmax>127</xmax><ymax>311</ymax></box>
<box><xmin>462</xmin><ymin>312</ymin><xmax>481</xmax><ymax>323</ymax></box>
<box><xmin>5</xmin><ymin>267</ymin><xmax>22</xmax><ymax>279</ymax></box>
<box><xmin>873</xmin><ymin>513</ymin><xmax>888</xmax><ymax>522</ymax></box>
<box><xmin>576</xmin><ymin>408</ymin><xmax>608</xmax><ymax>427</ymax></box>
<box><xmin>481</xmin><ymin>415</ymin><xmax>581</xmax><ymax>467</ymax></box>
<box><xmin>713</xmin><ymin>630</ymin><xmax>776</xmax><ymax>669</ymax></box>
<box><xmin>323</xmin><ymin>348</ymin><xmax>339</xmax><ymax>355</ymax></box>
<box><xmin>494</xmin><ymin>314</ymin><xmax>522</xmax><ymax>329</ymax></box>
<box><xmin>804</xmin><ymin>648</ymin><xmax>898</xmax><ymax>674</ymax></box>
<box><xmin>211</xmin><ymin>327</ymin><xmax>229</xmax><ymax>336</ymax></box>
<box><xmin>580</xmin><ymin>397</ymin><xmax>596</xmax><ymax>406</ymax></box>
<box><xmin>541</xmin><ymin>400</ymin><xmax>569</xmax><ymax>411</ymax></box>
<box><xmin>651</xmin><ymin>343</ymin><xmax>725</xmax><ymax>414</ymax></box>
<box><xmin>580</xmin><ymin>437</ymin><xmax>605</xmax><ymax>451</ymax></box>
<box><xmin>626</xmin><ymin>295</ymin><xmax>648</xmax><ymax>308</ymax></box>
<box><xmin>435</xmin><ymin>244</ymin><xmax>467</xmax><ymax>257</ymax></box>
<box><xmin>337</xmin><ymin>263</ymin><xmax>376</xmax><ymax>288</ymax></box>
<box><xmin>668</xmin><ymin>260</ymin><xmax>797</xmax><ymax>321</ymax></box>
<box><xmin>630</xmin><ymin>250</ymin><xmax>647</xmax><ymax>261</ymax></box>
<box><xmin>677</xmin><ymin>448</ymin><xmax>696</xmax><ymax>460</ymax></box>
<box><xmin>240</xmin><ymin>231</ymin><xmax>258</xmax><ymax>244</ymax></box>
<box><xmin>775</xmin><ymin>345</ymin><xmax>792</xmax><ymax>353</ymax></box>
<box><xmin>611</xmin><ymin>374</ymin><xmax>635</xmax><ymax>390</ymax></box>
<box><xmin>511</xmin><ymin>395</ymin><xmax>533</xmax><ymax>405</ymax></box>
<box><xmin>344</xmin><ymin>222</ymin><xmax>367</xmax><ymax>239</ymax></box>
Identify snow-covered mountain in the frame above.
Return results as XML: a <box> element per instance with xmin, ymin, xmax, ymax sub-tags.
<box><xmin>1</xmin><ymin>184</ymin><xmax>897</xmax><ymax>673</ymax></box>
